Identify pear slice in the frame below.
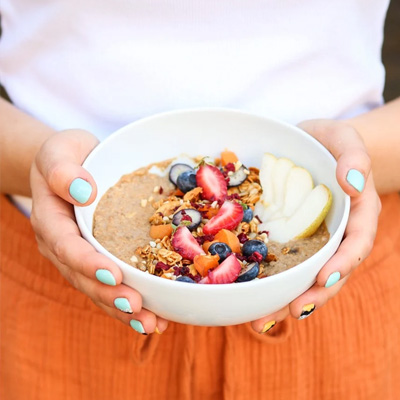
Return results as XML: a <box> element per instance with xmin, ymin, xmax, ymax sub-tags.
<box><xmin>272</xmin><ymin>158</ymin><xmax>295</xmax><ymax>210</ymax></box>
<box><xmin>258</xmin><ymin>184</ymin><xmax>332</xmax><ymax>243</ymax></box>
<box><xmin>282</xmin><ymin>167</ymin><xmax>314</xmax><ymax>217</ymax></box>
<box><xmin>258</xmin><ymin>153</ymin><xmax>277</xmax><ymax>206</ymax></box>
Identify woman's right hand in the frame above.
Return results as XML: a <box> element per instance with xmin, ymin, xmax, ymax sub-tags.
<box><xmin>30</xmin><ymin>129</ymin><xmax>168</xmax><ymax>335</ymax></box>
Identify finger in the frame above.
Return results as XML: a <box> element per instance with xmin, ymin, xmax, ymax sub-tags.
<box><xmin>35</xmin><ymin>129</ymin><xmax>99</xmax><ymax>206</ymax></box>
<box><xmin>250</xmin><ymin>306</ymin><xmax>290</xmax><ymax>333</ymax></box>
<box><xmin>31</xmin><ymin>164</ymin><xmax>124</xmax><ymax>284</ymax></box>
<box><xmin>289</xmin><ymin>276</ymin><xmax>349</xmax><ymax>319</ymax></box>
<box><xmin>316</xmin><ymin>178</ymin><xmax>380</xmax><ymax>287</ymax></box>
<box><xmin>155</xmin><ymin>317</ymin><xmax>169</xmax><ymax>334</ymax></box>
<box><xmin>96</xmin><ymin>302</ymin><xmax>160</xmax><ymax>335</ymax></box>
<box><xmin>298</xmin><ymin>120</ymin><xmax>371</xmax><ymax>196</ymax></box>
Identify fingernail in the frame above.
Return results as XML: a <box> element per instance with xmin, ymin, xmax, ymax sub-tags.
<box><xmin>95</xmin><ymin>269</ymin><xmax>116</xmax><ymax>286</ymax></box>
<box><xmin>325</xmin><ymin>271</ymin><xmax>341</xmax><ymax>288</ymax></box>
<box><xmin>155</xmin><ymin>327</ymin><xmax>162</xmax><ymax>335</ymax></box>
<box><xmin>130</xmin><ymin>319</ymin><xmax>146</xmax><ymax>334</ymax></box>
<box><xmin>346</xmin><ymin>169</ymin><xmax>365</xmax><ymax>192</ymax></box>
<box><xmin>69</xmin><ymin>178</ymin><xmax>92</xmax><ymax>204</ymax></box>
<box><xmin>114</xmin><ymin>297</ymin><xmax>133</xmax><ymax>313</ymax></box>
<box><xmin>299</xmin><ymin>304</ymin><xmax>316</xmax><ymax>320</ymax></box>
<box><xmin>260</xmin><ymin>320</ymin><xmax>276</xmax><ymax>334</ymax></box>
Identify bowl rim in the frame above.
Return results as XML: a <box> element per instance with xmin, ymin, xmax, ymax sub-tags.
<box><xmin>75</xmin><ymin>107</ymin><xmax>351</xmax><ymax>291</ymax></box>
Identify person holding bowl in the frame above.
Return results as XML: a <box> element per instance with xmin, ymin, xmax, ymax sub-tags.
<box><xmin>0</xmin><ymin>1</ymin><xmax>399</xmax><ymax>399</ymax></box>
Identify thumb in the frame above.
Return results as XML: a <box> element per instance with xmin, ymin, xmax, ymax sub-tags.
<box><xmin>35</xmin><ymin>129</ymin><xmax>99</xmax><ymax>206</ymax></box>
<box><xmin>298</xmin><ymin>120</ymin><xmax>371</xmax><ymax>197</ymax></box>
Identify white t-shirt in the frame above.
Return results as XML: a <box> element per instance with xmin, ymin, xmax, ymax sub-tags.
<box><xmin>0</xmin><ymin>0</ymin><xmax>390</xmax><ymax>141</ymax></box>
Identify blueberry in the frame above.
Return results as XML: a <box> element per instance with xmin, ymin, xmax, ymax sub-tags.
<box><xmin>169</xmin><ymin>163</ymin><xmax>194</xmax><ymax>185</ymax></box>
<box><xmin>176</xmin><ymin>276</ymin><xmax>196</xmax><ymax>283</ymax></box>
<box><xmin>236</xmin><ymin>262</ymin><xmax>260</xmax><ymax>282</ymax></box>
<box><xmin>242</xmin><ymin>240</ymin><xmax>268</xmax><ymax>260</ymax></box>
<box><xmin>227</xmin><ymin>165</ymin><xmax>249</xmax><ymax>187</ymax></box>
<box><xmin>176</xmin><ymin>170</ymin><xmax>197</xmax><ymax>193</ymax></box>
<box><xmin>208</xmin><ymin>242</ymin><xmax>232</xmax><ymax>263</ymax></box>
<box><xmin>172</xmin><ymin>209</ymin><xmax>202</xmax><ymax>231</ymax></box>
<box><xmin>242</xmin><ymin>207</ymin><xmax>253</xmax><ymax>223</ymax></box>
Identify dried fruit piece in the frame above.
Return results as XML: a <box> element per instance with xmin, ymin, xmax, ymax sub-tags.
<box><xmin>214</xmin><ymin>229</ymin><xmax>241</xmax><ymax>253</ymax></box>
<box><xmin>149</xmin><ymin>224</ymin><xmax>173</xmax><ymax>240</ymax></box>
<box><xmin>221</xmin><ymin>150</ymin><xmax>239</xmax><ymax>166</ymax></box>
<box><xmin>194</xmin><ymin>254</ymin><xmax>220</xmax><ymax>277</ymax></box>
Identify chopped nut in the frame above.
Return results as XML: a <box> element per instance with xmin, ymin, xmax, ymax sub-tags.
<box><xmin>130</xmin><ymin>255</ymin><xmax>138</xmax><ymax>263</ymax></box>
<box><xmin>148</xmin><ymin>196</ymin><xmax>154</xmax><ymax>203</ymax></box>
<box><xmin>265</xmin><ymin>253</ymin><xmax>278</xmax><ymax>262</ymax></box>
<box><xmin>235</xmin><ymin>161</ymin><xmax>242</xmax><ymax>171</ymax></box>
<box><xmin>149</xmin><ymin>241</ymin><xmax>157</xmax><ymax>248</ymax></box>
<box><xmin>153</xmin><ymin>185</ymin><xmax>160</xmax><ymax>193</ymax></box>
<box><xmin>138</xmin><ymin>263</ymin><xmax>147</xmax><ymax>271</ymax></box>
<box><xmin>141</xmin><ymin>199</ymin><xmax>148</xmax><ymax>207</ymax></box>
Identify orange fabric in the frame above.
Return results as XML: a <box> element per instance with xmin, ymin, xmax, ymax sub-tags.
<box><xmin>1</xmin><ymin>193</ymin><xmax>400</xmax><ymax>400</ymax></box>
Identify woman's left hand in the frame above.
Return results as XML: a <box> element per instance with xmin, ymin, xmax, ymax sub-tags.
<box><xmin>251</xmin><ymin>119</ymin><xmax>382</xmax><ymax>334</ymax></box>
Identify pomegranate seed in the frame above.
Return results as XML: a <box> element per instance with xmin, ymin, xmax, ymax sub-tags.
<box><xmin>237</xmin><ymin>233</ymin><xmax>249</xmax><ymax>244</ymax></box>
<box><xmin>225</xmin><ymin>163</ymin><xmax>236</xmax><ymax>172</ymax></box>
<box><xmin>236</xmin><ymin>254</ymin><xmax>247</xmax><ymax>262</ymax></box>
<box><xmin>195</xmin><ymin>234</ymin><xmax>215</xmax><ymax>245</ymax></box>
<box><xmin>248</xmin><ymin>251</ymin><xmax>263</xmax><ymax>263</ymax></box>
<box><xmin>227</xmin><ymin>193</ymin><xmax>240</xmax><ymax>200</ymax></box>
<box><xmin>155</xmin><ymin>262</ymin><xmax>171</xmax><ymax>273</ymax></box>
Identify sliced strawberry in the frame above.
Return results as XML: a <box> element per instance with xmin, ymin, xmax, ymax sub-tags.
<box><xmin>196</xmin><ymin>164</ymin><xmax>227</xmax><ymax>202</ymax></box>
<box><xmin>203</xmin><ymin>201</ymin><xmax>244</xmax><ymax>236</ymax></box>
<box><xmin>207</xmin><ymin>254</ymin><xmax>241</xmax><ymax>284</ymax></box>
<box><xmin>171</xmin><ymin>226</ymin><xmax>205</xmax><ymax>261</ymax></box>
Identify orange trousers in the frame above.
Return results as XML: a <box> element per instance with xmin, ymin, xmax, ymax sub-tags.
<box><xmin>1</xmin><ymin>193</ymin><xmax>400</xmax><ymax>400</ymax></box>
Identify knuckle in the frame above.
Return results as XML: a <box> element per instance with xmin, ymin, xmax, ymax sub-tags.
<box><xmin>46</xmin><ymin>162</ymin><xmax>65</xmax><ymax>189</ymax></box>
<box><xmin>52</xmin><ymin>236</ymin><xmax>70</xmax><ymax>265</ymax></box>
<box><xmin>65</xmin><ymin>270</ymin><xmax>80</xmax><ymax>290</ymax></box>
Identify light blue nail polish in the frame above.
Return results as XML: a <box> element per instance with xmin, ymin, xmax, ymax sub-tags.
<box><xmin>114</xmin><ymin>298</ymin><xmax>133</xmax><ymax>313</ymax></box>
<box><xmin>325</xmin><ymin>271</ymin><xmax>341</xmax><ymax>288</ymax></box>
<box><xmin>346</xmin><ymin>169</ymin><xmax>365</xmax><ymax>192</ymax></box>
<box><xmin>95</xmin><ymin>269</ymin><xmax>116</xmax><ymax>286</ymax></box>
<box><xmin>69</xmin><ymin>178</ymin><xmax>92</xmax><ymax>204</ymax></box>
<box><xmin>130</xmin><ymin>319</ymin><xmax>146</xmax><ymax>334</ymax></box>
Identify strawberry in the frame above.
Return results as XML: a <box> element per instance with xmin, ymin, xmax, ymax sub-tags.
<box><xmin>207</xmin><ymin>254</ymin><xmax>241</xmax><ymax>284</ymax></box>
<box><xmin>196</xmin><ymin>164</ymin><xmax>227</xmax><ymax>202</ymax></box>
<box><xmin>171</xmin><ymin>226</ymin><xmax>205</xmax><ymax>261</ymax></box>
<box><xmin>203</xmin><ymin>201</ymin><xmax>244</xmax><ymax>235</ymax></box>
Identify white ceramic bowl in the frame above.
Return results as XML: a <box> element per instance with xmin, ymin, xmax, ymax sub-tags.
<box><xmin>75</xmin><ymin>108</ymin><xmax>350</xmax><ymax>326</ymax></box>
